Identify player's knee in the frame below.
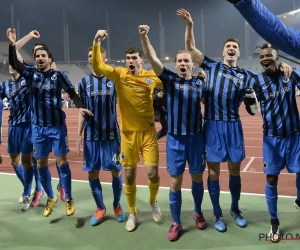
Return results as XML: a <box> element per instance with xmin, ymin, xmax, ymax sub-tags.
<box><xmin>88</xmin><ymin>170</ymin><xmax>99</xmax><ymax>180</ymax></box>
<box><xmin>191</xmin><ymin>173</ymin><xmax>203</xmax><ymax>183</ymax></box>
<box><xmin>266</xmin><ymin>174</ymin><xmax>278</xmax><ymax>186</ymax></box>
<box><xmin>229</xmin><ymin>168</ymin><xmax>240</xmax><ymax>176</ymax></box>
<box><xmin>124</xmin><ymin>167</ymin><xmax>136</xmax><ymax>185</ymax></box>
<box><xmin>146</xmin><ymin>167</ymin><xmax>159</xmax><ymax>183</ymax></box>
<box><xmin>208</xmin><ymin>167</ymin><xmax>220</xmax><ymax>180</ymax></box>
<box><xmin>111</xmin><ymin>169</ymin><xmax>121</xmax><ymax>178</ymax></box>
<box><xmin>56</xmin><ymin>155</ymin><xmax>67</xmax><ymax>166</ymax></box>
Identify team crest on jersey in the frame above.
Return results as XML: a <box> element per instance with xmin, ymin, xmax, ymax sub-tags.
<box><xmin>51</xmin><ymin>75</ymin><xmax>57</xmax><ymax>81</ymax></box>
<box><xmin>236</xmin><ymin>73</ymin><xmax>244</xmax><ymax>79</ymax></box>
<box><xmin>121</xmin><ymin>153</ymin><xmax>126</xmax><ymax>161</ymax></box>
<box><xmin>20</xmin><ymin>80</ymin><xmax>26</xmax><ymax>86</ymax></box>
<box><xmin>282</xmin><ymin>77</ymin><xmax>289</xmax><ymax>83</ymax></box>
<box><xmin>145</xmin><ymin>78</ymin><xmax>152</xmax><ymax>84</ymax></box>
<box><xmin>34</xmin><ymin>74</ymin><xmax>41</xmax><ymax>81</ymax></box>
<box><xmin>195</xmin><ymin>79</ymin><xmax>203</xmax><ymax>85</ymax></box>
<box><xmin>107</xmin><ymin>81</ymin><xmax>113</xmax><ymax>87</ymax></box>
<box><xmin>263</xmin><ymin>161</ymin><xmax>268</xmax><ymax>168</ymax></box>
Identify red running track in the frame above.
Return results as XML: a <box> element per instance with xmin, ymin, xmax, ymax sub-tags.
<box><xmin>0</xmin><ymin>103</ymin><xmax>298</xmax><ymax>197</ymax></box>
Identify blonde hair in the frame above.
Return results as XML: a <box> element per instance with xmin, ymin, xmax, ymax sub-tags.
<box><xmin>175</xmin><ymin>50</ymin><xmax>193</xmax><ymax>62</ymax></box>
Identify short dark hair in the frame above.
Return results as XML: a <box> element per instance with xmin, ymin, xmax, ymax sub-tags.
<box><xmin>261</xmin><ymin>43</ymin><xmax>279</xmax><ymax>52</ymax></box>
<box><xmin>34</xmin><ymin>47</ymin><xmax>51</xmax><ymax>58</ymax></box>
<box><xmin>125</xmin><ymin>47</ymin><xmax>144</xmax><ymax>58</ymax></box>
<box><xmin>88</xmin><ymin>46</ymin><xmax>106</xmax><ymax>56</ymax></box>
<box><xmin>32</xmin><ymin>42</ymin><xmax>49</xmax><ymax>54</ymax></box>
<box><xmin>223</xmin><ymin>37</ymin><xmax>240</xmax><ymax>49</ymax></box>
<box><xmin>32</xmin><ymin>43</ymin><xmax>55</xmax><ymax>61</ymax></box>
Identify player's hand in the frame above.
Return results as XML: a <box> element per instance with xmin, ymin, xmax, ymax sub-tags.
<box><xmin>138</xmin><ymin>25</ymin><xmax>149</xmax><ymax>37</ymax></box>
<box><xmin>7</xmin><ymin>28</ymin><xmax>16</xmax><ymax>45</ymax></box>
<box><xmin>78</xmin><ymin>108</ymin><xmax>94</xmax><ymax>116</ymax></box>
<box><xmin>177</xmin><ymin>8</ymin><xmax>193</xmax><ymax>26</ymax></box>
<box><xmin>29</xmin><ymin>30</ymin><xmax>40</xmax><ymax>39</ymax></box>
<box><xmin>244</xmin><ymin>88</ymin><xmax>258</xmax><ymax>115</ymax></box>
<box><xmin>197</xmin><ymin>69</ymin><xmax>206</xmax><ymax>80</ymax></box>
<box><xmin>157</xmin><ymin>91</ymin><xmax>163</xmax><ymax>98</ymax></box>
<box><xmin>94</xmin><ymin>30</ymin><xmax>108</xmax><ymax>43</ymax></box>
<box><xmin>76</xmin><ymin>134</ymin><xmax>82</xmax><ymax>155</ymax></box>
<box><xmin>279</xmin><ymin>62</ymin><xmax>292</xmax><ymax>78</ymax></box>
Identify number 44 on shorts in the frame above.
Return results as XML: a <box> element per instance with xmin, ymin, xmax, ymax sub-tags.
<box><xmin>112</xmin><ymin>153</ymin><xmax>120</xmax><ymax>163</ymax></box>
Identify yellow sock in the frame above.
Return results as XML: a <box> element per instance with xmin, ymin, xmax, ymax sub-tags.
<box><xmin>124</xmin><ymin>182</ymin><xmax>137</xmax><ymax>214</ymax></box>
<box><xmin>148</xmin><ymin>178</ymin><xmax>160</xmax><ymax>204</ymax></box>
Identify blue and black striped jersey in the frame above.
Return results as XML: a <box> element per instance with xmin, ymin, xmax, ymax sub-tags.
<box><xmin>159</xmin><ymin>67</ymin><xmax>205</xmax><ymax>135</ymax></box>
<box><xmin>22</xmin><ymin>68</ymin><xmax>75</xmax><ymax>126</ymax></box>
<box><xmin>0</xmin><ymin>77</ymin><xmax>31</xmax><ymax>126</ymax></box>
<box><xmin>78</xmin><ymin>74</ymin><xmax>120</xmax><ymax>141</ymax></box>
<box><xmin>250</xmin><ymin>68</ymin><xmax>300</xmax><ymax>137</ymax></box>
<box><xmin>202</xmin><ymin>56</ymin><xmax>255</xmax><ymax>121</ymax></box>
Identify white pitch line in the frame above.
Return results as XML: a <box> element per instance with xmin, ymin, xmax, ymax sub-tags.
<box><xmin>0</xmin><ymin>172</ymin><xmax>295</xmax><ymax>198</ymax></box>
<box><xmin>243</xmin><ymin>157</ymin><xmax>255</xmax><ymax>172</ymax></box>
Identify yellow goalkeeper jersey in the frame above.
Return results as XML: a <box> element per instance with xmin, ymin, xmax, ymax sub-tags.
<box><xmin>92</xmin><ymin>44</ymin><xmax>163</xmax><ymax>131</ymax></box>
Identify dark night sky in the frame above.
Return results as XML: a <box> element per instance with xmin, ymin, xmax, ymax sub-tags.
<box><xmin>0</xmin><ymin>0</ymin><xmax>299</xmax><ymax>61</ymax></box>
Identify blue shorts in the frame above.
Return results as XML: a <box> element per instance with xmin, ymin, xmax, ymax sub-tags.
<box><xmin>203</xmin><ymin>120</ymin><xmax>245</xmax><ymax>162</ymax></box>
<box><xmin>83</xmin><ymin>139</ymin><xmax>122</xmax><ymax>172</ymax></box>
<box><xmin>166</xmin><ymin>134</ymin><xmax>205</xmax><ymax>175</ymax></box>
<box><xmin>263</xmin><ymin>135</ymin><xmax>300</xmax><ymax>175</ymax></box>
<box><xmin>8</xmin><ymin>122</ymin><xmax>33</xmax><ymax>154</ymax></box>
<box><xmin>32</xmin><ymin>124</ymin><xmax>69</xmax><ymax>158</ymax></box>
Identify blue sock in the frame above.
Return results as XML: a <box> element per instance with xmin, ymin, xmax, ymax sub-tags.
<box><xmin>112</xmin><ymin>174</ymin><xmax>122</xmax><ymax>207</ymax></box>
<box><xmin>265</xmin><ymin>182</ymin><xmax>278</xmax><ymax>219</ymax></box>
<box><xmin>23</xmin><ymin>167</ymin><xmax>34</xmax><ymax>197</ymax></box>
<box><xmin>169</xmin><ymin>189</ymin><xmax>182</xmax><ymax>224</ymax></box>
<box><xmin>89</xmin><ymin>179</ymin><xmax>105</xmax><ymax>210</ymax></box>
<box><xmin>32</xmin><ymin>157</ymin><xmax>42</xmax><ymax>192</ymax></box>
<box><xmin>229</xmin><ymin>175</ymin><xmax>241</xmax><ymax>211</ymax></box>
<box><xmin>296</xmin><ymin>176</ymin><xmax>300</xmax><ymax>201</ymax></box>
<box><xmin>38</xmin><ymin>166</ymin><xmax>54</xmax><ymax>198</ymax></box>
<box><xmin>191</xmin><ymin>181</ymin><xmax>204</xmax><ymax>214</ymax></box>
<box><xmin>58</xmin><ymin>163</ymin><xmax>72</xmax><ymax>200</ymax></box>
<box><xmin>14</xmin><ymin>164</ymin><xmax>25</xmax><ymax>186</ymax></box>
<box><xmin>207</xmin><ymin>178</ymin><xmax>222</xmax><ymax>216</ymax></box>
<box><xmin>56</xmin><ymin>162</ymin><xmax>62</xmax><ymax>187</ymax></box>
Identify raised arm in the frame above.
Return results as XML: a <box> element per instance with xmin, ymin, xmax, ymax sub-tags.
<box><xmin>228</xmin><ymin>0</ymin><xmax>300</xmax><ymax>59</ymax></box>
<box><xmin>177</xmin><ymin>9</ymin><xmax>205</xmax><ymax>65</ymax></box>
<box><xmin>92</xmin><ymin>30</ymin><xmax>119</xmax><ymax>82</ymax></box>
<box><xmin>139</xmin><ymin>25</ymin><xmax>163</xmax><ymax>76</ymax></box>
<box><xmin>15</xmin><ymin>30</ymin><xmax>40</xmax><ymax>52</ymax></box>
<box><xmin>7</xmin><ymin>28</ymin><xmax>26</xmax><ymax>74</ymax></box>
